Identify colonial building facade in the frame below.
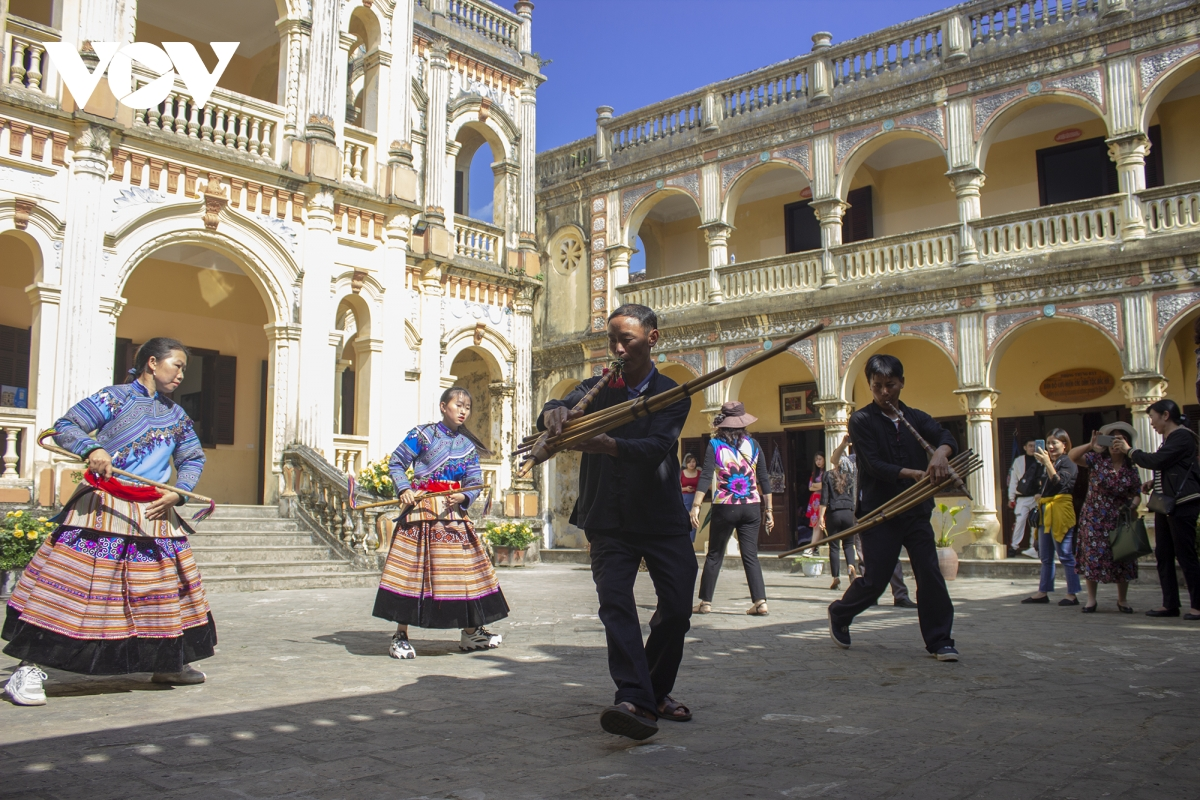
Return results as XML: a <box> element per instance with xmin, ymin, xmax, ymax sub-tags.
<box><xmin>0</xmin><ymin>0</ymin><xmax>542</xmax><ymax>508</ymax></box>
<box><xmin>535</xmin><ymin>0</ymin><xmax>1200</xmax><ymax>555</ymax></box>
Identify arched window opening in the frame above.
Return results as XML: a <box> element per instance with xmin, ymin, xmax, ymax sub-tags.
<box><xmin>1148</xmin><ymin>67</ymin><xmax>1200</xmax><ymax>186</ymax></box>
<box><xmin>842</xmin><ymin>137</ymin><xmax>952</xmax><ymax>241</ymax></box>
<box><xmin>629</xmin><ymin>235</ymin><xmax>647</xmax><ymax>282</ymax></box>
<box><xmin>454</xmin><ymin>124</ymin><xmax>501</xmax><ymax>226</ymax></box>
<box><xmin>726</xmin><ymin>165</ymin><xmax>810</xmax><ymax>262</ymax></box>
<box><xmin>629</xmin><ymin>193</ymin><xmax>703</xmax><ymax>280</ymax></box>
<box><xmin>0</xmin><ymin>234</ymin><xmax>37</xmax><ymax>407</ymax></box>
<box><xmin>344</xmin><ymin>11</ymin><xmax>380</xmax><ymax>131</ymax></box>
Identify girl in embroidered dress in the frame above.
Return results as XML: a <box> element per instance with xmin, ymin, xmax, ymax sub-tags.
<box><xmin>3</xmin><ymin>338</ymin><xmax>214</xmax><ymax>706</ymax></box>
<box><xmin>373</xmin><ymin>387</ymin><xmax>509</xmax><ymax>659</ymax></box>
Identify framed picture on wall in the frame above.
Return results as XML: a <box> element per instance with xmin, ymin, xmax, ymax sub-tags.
<box><xmin>779</xmin><ymin>382</ymin><xmax>820</xmax><ymax>424</ymax></box>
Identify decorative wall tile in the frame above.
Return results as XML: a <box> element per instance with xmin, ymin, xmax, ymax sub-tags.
<box><xmin>974</xmin><ymin>86</ymin><xmax>1026</xmax><ymax>136</ymax></box>
<box><xmin>835</xmin><ymin>124</ymin><xmax>881</xmax><ymax>166</ymax></box>
<box><xmin>668</xmin><ymin>351</ymin><xmax>705</xmax><ymax>376</ymax></box>
<box><xmin>904</xmin><ymin>319</ymin><xmax>956</xmax><ymax>358</ymax></box>
<box><xmin>591</xmin><ymin>196</ymin><xmax>606</xmax><ymax>213</ymax></box>
<box><xmin>724</xmin><ymin>343</ymin><xmax>761</xmax><ymax>368</ymax></box>
<box><xmin>665</xmin><ymin>171</ymin><xmax>700</xmax><ymax>200</ymax></box>
<box><xmin>1060</xmin><ymin>302</ymin><xmax>1120</xmax><ymax>342</ymax></box>
<box><xmin>1156</xmin><ymin>290</ymin><xmax>1200</xmax><ymax>332</ymax></box>
<box><xmin>839</xmin><ymin>329</ymin><xmax>886</xmax><ymax>366</ymax></box>
<box><xmin>720</xmin><ymin>156</ymin><xmax>757</xmax><ymax>193</ymax></box>
<box><xmin>621</xmin><ymin>184</ymin><xmax>655</xmax><ymax>219</ymax></box>
<box><xmin>788</xmin><ymin>337</ymin><xmax>815</xmax><ymax>370</ymax></box>
<box><xmin>985</xmin><ymin>309</ymin><xmax>1041</xmax><ymax>352</ymax></box>
<box><xmin>1044</xmin><ymin>69</ymin><xmax>1104</xmax><ymax>111</ymax></box>
<box><xmin>773</xmin><ymin>143</ymin><xmax>811</xmax><ymax>176</ymax></box>
<box><xmin>1139</xmin><ymin>43</ymin><xmax>1200</xmax><ymax>93</ymax></box>
<box><xmin>896</xmin><ymin>108</ymin><xmax>945</xmax><ymax>144</ymax></box>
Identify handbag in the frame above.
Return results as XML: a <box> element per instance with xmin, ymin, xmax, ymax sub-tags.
<box><xmin>1146</xmin><ymin>457</ymin><xmax>1200</xmax><ymax>515</ymax></box>
<box><xmin>1109</xmin><ymin>508</ymin><xmax>1152</xmax><ymax>563</ymax></box>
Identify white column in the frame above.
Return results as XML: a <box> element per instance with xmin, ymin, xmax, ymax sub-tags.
<box><xmin>701</xmin><ymin>222</ymin><xmax>730</xmax><ymax>304</ymax></box>
<box><xmin>817</xmin><ymin>400</ymin><xmax>853</xmax><ymax>466</ymax></box>
<box><xmin>277</xmin><ymin>17</ymin><xmax>309</xmax><ymax>143</ymax></box>
<box><xmin>955</xmin><ymin>389</ymin><xmax>1002</xmax><ymax>558</ymax></box>
<box><xmin>381</xmin><ymin>213</ymin><xmax>412</xmax><ymax>454</ymax></box>
<box><xmin>518</xmin><ymin>78</ymin><xmax>538</xmax><ymax>252</ymax></box>
<box><xmin>607</xmin><ymin>245</ymin><xmax>631</xmax><ymax>308</ymax></box>
<box><xmin>1108</xmin><ymin>134</ymin><xmax>1149</xmax><ymax>241</ymax></box>
<box><xmin>264</xmin><ymin>322</ymin><xmax>302</xmax><ymax>502</ymax></box>
<box><xmin>25</xmin><ymin>283</ymin><xmax>60</xmax><ymax>434</ymax></box>
<box><xmin>353</xmin><ymin>337</ymin><xmax>383</xmax><ymax>440</ymax></box>
<box><xmin>296</xmin><ymin>191</ymin><xmax>338</xmax><ymax>456</ymax></box>
<box><xmin>511</xmin><ymin>286</ymin><xmax>535</xmax><ymax>489</ymax></box>
<box><xmin>515</xmin><ymin>1</ymin><xmax>534</xmax><ymax>53</ymax></box>
<box><xmin>703</xmin><ymin>346</ymin><xmax>723</xmax><ymax>414</ymax></box>
<box><xmin>418</xmin><ymin>260</ymin><xmax>444</xmax><ymax>420</ymax></box>
<box><xmin>947</xmin><ymin>168</ymin><xmax>985</xmax><ymax>266</ymax></box>
<box><xmin>304</xmin><ymin>0</ymin><xmax>343</xmax><ymax>139</ymax></box>
<box><xmin>810</xmin><ymin>199</ymin><xmax>847</xmax><ymax>289</ymax></box>
<box><xmin>425</xmin><ymin>39</ymin><xmax>451</xmax><ymax>218</ymax></box>
<box><xmin>333</xmin><ymin>357</ymin><xmax>351</xmax><ymax>434</ymax></box>
<box><xmin>1122</xmin><ymin>291</ymin><xmax>1164</xmax><ymax>473</ymax></box>
<box><xmin>55</xmin><ymin>126</ymin><xmax>111</xmax><ymax>411</ymax></box>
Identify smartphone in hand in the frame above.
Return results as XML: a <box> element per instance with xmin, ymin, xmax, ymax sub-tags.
<box><xmin>1095</xmin><ymin>434</ymin><xmax>1114</xmax><ymax>447</ymax></box>
<box><xmin>1034</xmin><ymin>438</ymin><xmax>1046</xmax><ymax>452</ymax></box>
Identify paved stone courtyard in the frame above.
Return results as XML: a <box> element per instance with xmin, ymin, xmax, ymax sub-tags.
<box><xmin>2</xmin><ymin>563</ymin><xmax>1198</xmax><ymax>799</ymax></box>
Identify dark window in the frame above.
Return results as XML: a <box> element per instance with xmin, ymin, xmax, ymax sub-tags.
<box><xmin>1146</xmin><ymin>124</ymin><xmax>1165</xmax><ymax>189</ymax></box>
<box><xmin>454</xmin><ymin>171</ymin><xmax>464</xmax><ymax>215</ymax></box>
<box><xmin>844</xmin><ymin>186</ymin><xmax>874</xmax><ymax>244</ymax></box>
<box><xmin>341</xmin><ymin>368</ymin><xmax>356</xmax><ymax>435</ymax></box>
<box><xmin>783</xmin><ymin>200</ymin><xmax>822</xmax><ymax>253</ymax></box>
<box><xmin>113</xmin><ymin>338</ymin><xmax>135</xmax><ymax>385</ymax></box>
<box><xmin>1036</xmin><ymin>135</ymin><xmax>1119</xmax><ymax>206</ymax></box>
<box><xmin>0</xmin><ymin>324</ymin><xmax>31</xmax><ymax>390</ymax></box>
<box><xmin>205</xmin><ymin>354</ymin><xmax>237</xmax><ymax>446</ymax></box>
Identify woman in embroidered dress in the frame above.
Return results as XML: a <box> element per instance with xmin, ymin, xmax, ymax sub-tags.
<box><xmin>3</xmin><ymin>338</ymin><xmax>213</xmax><ymax>707</ymax></box>
<box><xmin>1068</xmin><ymin>422</ymin><xmax>1141</xmax><ymax>614</ymax></box>
<box><xmin>804</xmin><ymin>453</ymin><xmax>825</xmax><ymax>554</ymax></box>
<box><xmin>689</xmin><ymin>402</ymin><xmax>774</xmax><ymax>616</ymax></box>
<box><xmin>373</xmin><ymin>387</ymin><xmax>509</xmax><ymax>659</ymax></box>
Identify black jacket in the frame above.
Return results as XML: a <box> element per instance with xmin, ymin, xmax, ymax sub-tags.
<box><xmin>848</xmin><ymin>401</ymin><xmax>958</xmax><ymax>519</ymax></box>
<box><xmin>1131</xmin><ymin>427</ymin><xmax>1200</xmax><ymax>509</ymax></box>
<box><xmin>538</xmin><ymin>370</ymin><xmax>691</xmax><ymax>535</ymax></box>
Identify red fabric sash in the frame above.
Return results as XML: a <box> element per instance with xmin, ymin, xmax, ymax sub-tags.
<box><xmin>84</xmin><ymin>471</ymin><xmax>163</xmax><ymax>502</ymax></box>
<box><xmin>415</xmin><ymin>480</ymin><xmax>461</xmax><ymax>493</ymax></box>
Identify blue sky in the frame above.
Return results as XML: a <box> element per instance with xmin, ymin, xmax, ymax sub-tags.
<box><xmin>469</xmin><ymin>0</ymin><xmax>956</xmax><ymax>219</ymax></box>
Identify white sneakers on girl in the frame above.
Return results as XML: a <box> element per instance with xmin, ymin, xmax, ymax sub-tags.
<box><xmin>5</xmin><ymin>664</ymin><xmax>48</xmax><ymax>706</ymax></box>
<box><xmin>460</xmin><ymin>627</ymin><xmax>502</xmax><ymax>651</ymax></box>
<box><xmin>389</xmin><ymin>633</ymin><xmax>416</xmax><ymax>659</ymax></box>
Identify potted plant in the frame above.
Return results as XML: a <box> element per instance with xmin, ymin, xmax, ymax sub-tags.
<box><xmin>1</xmin><ymin>511</ymin><xmax>55</xmax><ymax>599</ymax></box>
<box><xmin>790</xmin><ymin>554</ymin><xmax>825</xmax><ymax>578</ymax></box>
<box><xmin>933</xmin><ymin>502</ymin><xmax>965</xmax><ymax>581</ymax></box>
<box><xmin>483</xmin><ymin>521</ymin><xmax>536</xmax><ymax>567</ymax></box>
<box><xmin>356</xmin><ymin>458</ymin><xmax>397</xmax><ymax>499</ymax></box>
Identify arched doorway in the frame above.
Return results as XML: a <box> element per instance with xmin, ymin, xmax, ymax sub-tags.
<box><xmin>625</xmin><ymin>191</ymin><xmax>704</xmax><ymax>280</ymax></box>
<box><xmin>116</xmin><ymin>243</ymin><xmax>271</xmax><ymax>504</ymax></box>
<box><xmin>448</xmin><ymin>345</ymin><xmax>506</xmax><ymax>493</ymax></box>
<box><xmin>0</xmin><ymin>233</ymin><xmax>36</xmax><ymax>406</ymax></box>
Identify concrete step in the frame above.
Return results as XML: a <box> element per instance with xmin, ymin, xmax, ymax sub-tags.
<box><xmin>189</xmin><ymin>545</ymin><xmax>338</xmax><ymax>563</ymax></box>
<box><xmin>189</xmin><ymin>532</ymin><xmax>319</xmax><ymax>548</ymax></box>
<box><xmin>199</xmin><ymin>560</ymin><xmax>358</xmax><ymax>576</ymax></box>
<box><xmin>202</xmin><ymin>571</ymin><xmax>381</xmax><ymax>592</ymax></box>
<box><xmin>205</xmin><ymin>504</ymin><xmax>284</xmax><ymax>520</ymax></box>
<box><xmin>193</xmin><ymin>518</ymin><xmax>305</xmax><ymax>533</ymax></box>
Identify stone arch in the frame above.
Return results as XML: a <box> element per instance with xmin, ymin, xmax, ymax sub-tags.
<box><xmin>329</xmin><ymin>271</ymin><xmax>385</xmax><ymax>339</ymax></box>
<box><xmin>345</xmin><ymin>5</ymin><xmax>386</xmax><ymax>130</ymax></box>
<box><xmin>544</xmin><ymin>376</ymin><xmax>582</xmax><ymax>405</ymax></box>
<box><xmin>976</xmin><ymin>92</ymin><xmax>1109</xmax><ymax>171</ymax></box>
<box><xmin>985</xmin><ymin>311</ymin><xmax>1123</xmax><ymax>387</ymax></box>
<box><xmin>726</xmin><ymin>348</ymin><xmax>818</xmax><ymax>413</ymax></box>
<box><xmin>622</xmin><ymin>188</ymin><xmax>700</xmax><ymax>249</ymax></box>
<box><xmin>111</xmin><ymin>213</ymin><xmax>297</xmax><ymax>326</ymax></box>
<box><xmin>720</xmin><ymin>160</ymin><xmax>811</xmax><ymax>227</ymax></box>
<box><xmin>447</xmin><ymin>103</ymin><xmax>516</xmax><ymax>161</ymax></box>
<box><xmin>342</xmin><ymin>1</ymin><xmax>387</xmax><ymax>48</ymax></box>
<box><xmin>1138</xmin><ymin>49</ymin><xmax>1200</xmax><ymax>133</ymax></box>
<box><xmin>443</xmin><ymin>324</ymin><xmax>514</xmax><ymax>382</ymax></box>
<box><xmin>1156</xmin><ymin>292</ymin><xmax>1200</xmax><ymax>376</ymax></box>
<box><xmin>841</xmin><ymin>334</ymin><xmax>959</xmax><ymax>413</ymax></box>
<box><xmin>0</xmin><ymin>202</ymin><xmax>61</xmax><ymax>283</ymax></box>
<box><xmin>836</xmin><ymin>128</ymin><xmax>950</xmax><ymax>202</ymax></box>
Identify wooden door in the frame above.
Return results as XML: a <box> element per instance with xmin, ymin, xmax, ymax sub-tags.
<box><xmin>754</xmin><ymin>431</ymin><xmax>791</xmax><ymax>550</ymax></box>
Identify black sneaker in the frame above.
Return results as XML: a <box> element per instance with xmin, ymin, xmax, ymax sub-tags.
<box><xmin>828</xmin><ymin>611</ymin><xmax>851</xmax><ymax>649</ymax></box>
<box><xmin>935</xmin><ymin>646</ymin><xmax>959</xmax><ymax>662</ymax></box>
<box><xmin>893</xmin><ymin>597</ymin><xmax>918</xmax><ymax>609</ymax></box>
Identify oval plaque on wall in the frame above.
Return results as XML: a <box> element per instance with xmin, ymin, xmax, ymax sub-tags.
<box><xmin>1039</xmin><ymin>369</ymin><xmax>1115</xmax><ymax>403</ymax></box>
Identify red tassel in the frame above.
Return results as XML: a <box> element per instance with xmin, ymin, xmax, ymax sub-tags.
<box><xmin>603</xmin><ymin>368</ymin><xmax>626</xmax><ymax>390</ymax></box>
<box><xmin>84</xmin><ymin>471</ymin><xmax>162</xmax><ymax>502</ymax></box>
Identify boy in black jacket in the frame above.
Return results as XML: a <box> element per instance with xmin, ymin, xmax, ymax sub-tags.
<box><xmin>539</xmin><ymin>304</ymin><xmax>695</xmax><ymax>740</ymax></box>
<box><xmin>828</xmin><ymin>354</ymin><xmax>960</xmax><ymax>661</ymax></box>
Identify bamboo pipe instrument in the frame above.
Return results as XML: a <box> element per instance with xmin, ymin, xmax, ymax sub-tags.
<box><xmin>515</xmin><ymin>323</ymin><xmax>824</xmax><ymax>472</ymax></box>
<box><xmin>37</xmin><ymin>429</ymin><xmax>217</xmax><ymax>522</ymax></box>
<box><xmin>776</xmin><ymin>451</ymin><xmax>982</xmax><ymax>558</ymax></box>
<box><xmin>348</xmin><ymin>483</ymin><xmax>488</xmax><ymax>511</ymax></box>
<box><xmin>886</xmin><ymin>401</ymin><xmax>972</xmax><ymax>500</ymax></box>
<box><xmin>513</xmin><ymin>361</ymin><xmax>624</xmax><ymax>478</ymax></box>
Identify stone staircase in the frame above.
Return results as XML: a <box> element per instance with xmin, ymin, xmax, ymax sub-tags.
<box><xmin>189</xmin><ymin>504</ymin><xmax>381</xmax><ymax>592</ymax></box>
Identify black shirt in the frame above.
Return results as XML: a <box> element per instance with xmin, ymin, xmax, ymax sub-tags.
<box><xmin>848</xmin><ymin>401</ymin><xmax>958</xmax><ymax>519</ymax></box>
<box><xmin>538</xmin><ymin>370</ymin><xmax>691</xmax><ymax>535</ymax></box>
<box><xmin>1042</xmin><ymin>454</ymin><xmax>1077</xmax><ymax>497</ymax></box>
<box><xmin>1131</xmin><ymin>427</ymin><xmax>1200</xmax><ymax>507</ymax></box>
<box><xmin>821</xmin><ymin>468</ymin><xmax>857</xmax><ymax>512</ymax></box>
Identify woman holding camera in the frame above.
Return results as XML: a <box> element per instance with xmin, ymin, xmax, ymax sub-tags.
<box><xmin>1068</xmin><ymin>423</ymin><xmax>1141</xmax><ymax>613</ymax></box>
<box><xmin>1111</xmin><ymin>400</ymin><xmax>1200</xmax><ymax>619</ymax></box>
<box><xmin>1022</xmin><ymin>429</ymin><xmax>1080</xmax><ymax>606</ymax></box>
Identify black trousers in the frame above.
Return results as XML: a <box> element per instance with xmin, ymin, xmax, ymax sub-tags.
<box><xmin>824</xmin><ymin>509</ymin><xmax>858</xmax><ymax>579</ymax></box>
<box><xmin>1154</xmin><ymin>505</ymin><xmax>1200</xmax><ymax>611</ymax></box>
<box><xmin>829</xmin><ymin>514</ymin><xmax>954</xmax><ymax>652</ymax></box>
<box><xmin>585</xmin><ymin>530</ymin><xmax>698</xmax><ymax>713</ymax></box>
<box><xmin>698</xmin><ymin>504</ymin><xmax>766</xmax><ymax>603</ymax></box>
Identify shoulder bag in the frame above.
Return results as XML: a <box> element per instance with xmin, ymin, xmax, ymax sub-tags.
<box><xmin>1108</xmin><ymin>507</ymin><xmax>1152</xmax><ymax>563</ymax></box>
<box><xmin>1146</xmin><ymin>452</ymin><xmax>1200</xmax><ymax>515</ymax></box>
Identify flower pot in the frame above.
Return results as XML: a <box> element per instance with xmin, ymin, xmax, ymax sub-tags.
<box><xmin>937</xmin><ymin>547</ymin><xmax>959</xmax><ymax>581</ymax></box>
<box><xmin>493</xmin><ymin>546</ymin><xmax>512</xmax><ymax>567</ymax></box>
<box><xmin>801</xmin><ymin>561</ymin><xmax>824</xmax><ymax>578</ymax></box>
<box><xmin>511</xmin><ymin>546</ymin><xmax>526</xmax><ymax>567</ymax></box>
<box><xmin>0</xmin><ymin>568</ymin><xmax>24</xmax><ymax>600</ymax></box>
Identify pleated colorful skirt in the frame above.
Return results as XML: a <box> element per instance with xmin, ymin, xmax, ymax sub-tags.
<box><xmin>2</xmin><ymin>490</ymin><xmax>216</xmax><ymax>675</ymax></box>
<box><xmin>372</xmin><ymin>513</ymin><xmax>509</xmax><ymax>630</ymax></box>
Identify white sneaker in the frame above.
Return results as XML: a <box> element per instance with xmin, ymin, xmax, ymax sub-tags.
<box><xmin>5</xmin><ymin>664</ymin><xmax>48</xmax><ymax>706</ymax></box>
<box><xmin>1021</xmin><ymin>548</ymin><xmax>1038</xmax><ymax>559</ymax></box>
<box><xmin>151</xmin><ymin>664</ymin><xmax>206</xmax><ymax>685</ymax></box>
<box><xmin>389</xmin><ymin>634</ymin><xmax>416</xmax><ymax>660</ymax></box>
<box><xmin>460</xmin><ymin>627</ymin><xmax>502</xmax><ymax>651</ymax></box>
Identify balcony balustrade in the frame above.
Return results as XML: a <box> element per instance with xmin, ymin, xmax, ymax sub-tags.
<box><xmin>836</xmin><ymin>225</ymin><xmax>958</xmax><ymax>283</ymax></box>
<box><xmin>333</xmin><ymin>434</ymin><xmax>370</xmax><ymax>477</ymax></box>
<box><xmin>0</xmin><ymin>407</ymin><xmax>35</xmax><ymax>483</ymax></box>
<box><xmin>617</xmin><ymin>270</ymin><xmax>709</xmax><ymax>312</ymax></box>
<box><xmin>722</xmin><ymin>252</ymin><xmax>822</xmax><ymax>299</ymax></box>
<box><xmin>4</xmin><ymin>16</ymin><xmax>57</xmax><ymax>95</ymax></box>
<box><xmin>455</xmin><ymin>217</ymin><xmax>504</xmax><ymax>263</ymax></box>
<box><xmin>972</xmin><ymin>195</ymin><xmax>1121</xmax><ymax>258</ymax></box>
<box><xmin>1142</xmin><ymin>180</ymin><xmax>1200</xmax><ymax>236</ymax></box>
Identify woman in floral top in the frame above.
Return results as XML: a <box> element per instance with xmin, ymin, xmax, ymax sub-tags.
<box><xmin>1069</xmin><ymin>422</ymin><xmax>1142</xmax><ymax>614</ymax></box>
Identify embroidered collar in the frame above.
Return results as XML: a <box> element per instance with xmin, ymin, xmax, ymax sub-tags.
<box><xmin>435</xmin><ymin>422</ymin><xmax>460</xmax><ymax>438</ymax></box>
<box><xmin>130</xmin><ymin>381</ymin><xmax>153</xmax><ymax>399</ymax></box>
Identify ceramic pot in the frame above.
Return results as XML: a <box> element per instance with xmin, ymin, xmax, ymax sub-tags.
<box><xmin>937</xmin><ymin>547</ymin><xmax>959</xmax><ymax>581</ymax></box>
<box><xmin>493</xmin><ymin>546</ymin><xmax>512</xmax><ymax>567</ymax></box>
<box><xmin>801</xmin><ymin>561</ymin><xmax>824</xmax><ymax>577</ymax></box>
<box><xmin>511</xmin><ymin>546</ymin><xmax>526</xmax><ymax>567</ymax></box>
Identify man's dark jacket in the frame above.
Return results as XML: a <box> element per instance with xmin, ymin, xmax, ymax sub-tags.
<box><xmin>538</xmin><ymin>370</ymin><xmax>691</xmax><ymax>535</ymax></box>
<box><xmin>848</xmin><ymin>401</ymin><xmax>957</xmax><ymax>520</ymax></box>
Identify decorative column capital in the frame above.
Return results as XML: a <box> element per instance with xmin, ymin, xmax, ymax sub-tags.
<box><xmin>809</xmin><ymin>198</ymin><xmax>848</xmax><ymax>222</ymax></box>
<box><xmin>25</xmin><ymin>282</ymin><xmax>61</xmax><ymax>306</ymax></box>
<box><xmin>946</xmin><ymin>167</ymin><xmax>986</xmax><ymax>196</ymax></box>
<box><xmin>97</xmin><ymin>295</ymin><xmax>126</xmax><ymax>320</ymax></box>
<box><xmin>264</xmin><ymin>322</ymin><xmax>303</xmax><ymax>342</ymax></box>
<box><xmin>514</xmin><ymin>283</ymin><xmax>537</xmax><ymax>313</ymax></box>
<box><xmin>606</xmin><ymin>244</ymin><xmax>634</xmax><ymax>268</ymax></box>
<box><xmin>700</xmin><ymin>221</ymin><xmax>734</xmax><ymax>245</ymax></box>
<box><xmin>1120</xmin><ymin>373</ymin><xmax>1167</xmax><ymax>407</ymax></box>
<box><xmin>419</xmin><ymin>259</ymin><xmax>443</xmax><ymax>289</ymax></box>
<box><xmin>429</xmin><ymin>38</ymin><xmax>451</xmax><ymax>68</ymax></box>
<box><xmin>953</xmin><ymin>387</ymin><xmax>999</xmax><ymax>415</ymax></box>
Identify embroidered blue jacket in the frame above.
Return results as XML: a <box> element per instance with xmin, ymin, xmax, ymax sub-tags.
<box><xmin>53</xmin><ymin>382</ymin><xmax>206</xmax><ymax>492</ymax></box>
<box><xmin>388</xmin><ymin>422</ymin><xmax>484</xmax><ymax>510</ymax></box>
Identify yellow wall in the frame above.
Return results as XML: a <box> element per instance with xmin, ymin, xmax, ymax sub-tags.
<box><xmin>979</xmin><ymin>112</ymin><xmax>1109</xmax><ymax>217</ymax></box>
<box><xmin>992</xmin><ymin>320</ymin><xmax>1125</xmax><ymax>417</ymax></box>
<box><xmin>849</xmin><ymin>339</ymin><xmax>961</xmax><ymax>418</ymax></box>
<box><xmin>847</xmin><ymin>156</ymin><xmax>958</xmax><ymax>238</ymax></box>
<box><xmin>9</xmin><ymin>0</ymin><xmax>52</xmax><ymax>25</ymax></box>
<box><xmin>1153</xmin><ymin>91</ymin><xmax>1200</xmax><ymax>185</ymax></box>
<box><xmin>134</xmin><ymin>21</ymin><xmax>280</xmax><ymax>104</ymax></box>
<box><xmin>119</xmin><ymin>260</ymin><xmax>270</xmax><ymax>504</ymax></box>
<box><xmin>659</xmin><ymin>364</ymin><xmax>712</xmax><ymax>439</ymax></box>
<box><xmin>0</xmin><ymin>235</ymin><xmax>35</xmax><ymax>330</ymax></box>
<box><xmin>639</xmin><ymin>215</ymin><xmax>706</xmax><ymax>277</ymax></box>
<box><xmin>1162</xmin><ymin>314</ymin><xmax>1200</xmax><ymax>409</ymax></box>
<box><xmin>729</xmin><ymin>192</ymin><xmax>803</xmax><ymax>262</ymax></box>
<box><xmin>732</xmin><ymin>355</ymin><xmax>818</xmax><ymax>431</ymax></box>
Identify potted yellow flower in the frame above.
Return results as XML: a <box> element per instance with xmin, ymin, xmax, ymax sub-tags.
<box><xmin>1</xmin><ymin>511</ymin><xmax>55</xmax><ymax>598</ymax></box>
<box><xmin>483</xmin><ymin>521</ymin><xmax>536</xmax><ymax>567</ymax></box>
